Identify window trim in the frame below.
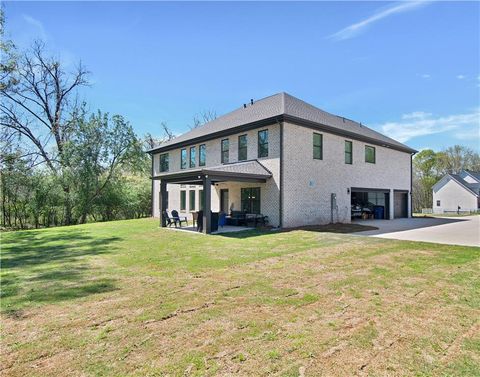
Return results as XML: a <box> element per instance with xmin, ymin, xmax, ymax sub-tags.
<box><xmin>159</xmin><ymin>153</ymin><xmax>169</xmax><ymax>172</ymax></box>
<box><xmin>180</xmin><ymin>148</ymin><xmax>187</xmax><ymax>169</ymax></box>
<box><xmin>199</xmin><ymin>144</ymin><xmax>206</xmax><ymax>166</ymax></box>
<box><xmin>221</xmin><ymin>138</ymin><xmax>229</xmax><ymax>164</ymax></box>
<box><xmin>238</xmin><ymin>134</ymin><xmax>248</xmax><ymax>161</ymax></box>
<box><xmin>436</xmin><ymin>200</ymin><xmax>441</xmax><ymax>207</ymax></box>
<box><xmin>189</xmin><ymin>146</ymin><xmax>196</xmax><ymax>168</ymax></box>
<box><xmin>258</xmin><ymin>129</ymin><xmax>269</xmax><ymax>158</ymax></box>
<box><xmin>365</xmin><ymin>145</ymin><xmax>376</xmax><ymax>164</ymax></box>
<box><xmin>313</xmin><ymin>132</ymin><xmax>323</xmax><ymax>160</ymax></box>
<box><xmin>345</xmin><ymin>140</ymin><xmax>353</xmax><ymax>165</ymax></box>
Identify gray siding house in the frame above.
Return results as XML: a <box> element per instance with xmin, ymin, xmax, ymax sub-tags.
<box><xmin>432</xmin><ymin>171</ymin><xmax>480</xmax><ymax>214</ymax></box>
<box><xmin>148</xmin><ymin>93</ymin><xmax>417</xmax><ymax>233</ymax></box>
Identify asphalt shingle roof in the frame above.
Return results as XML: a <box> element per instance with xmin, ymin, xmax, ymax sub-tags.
<box><xmin>205</xmin><ymin>160</ymin><xmax>272</xmax><ymax>177</ymax></box>
<box><xmin>450</xmin><ymin>174</ymin><xmax>480</xmax><ymax>196</ymax></box>
<box><xmin>149</xmin><ymin>92</ymin><xmax>416</xmax><ymax>153</ymax></box>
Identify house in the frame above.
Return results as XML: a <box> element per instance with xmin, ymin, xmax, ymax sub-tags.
<box><xmin>432</xmin><ymin>170</ymin><xmax>480</xmax><ymax>214</ymax></box>
<box><xmin>148</xmin><ymin>93</ymin><xmax>417</xmax><ymax>233</ymax></box>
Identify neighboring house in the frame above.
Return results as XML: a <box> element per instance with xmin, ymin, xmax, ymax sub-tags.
<box><xmin>432</xmin><ymin>170</ymin><xmax>480</xmax><ymax>214</ymax></box>
<box><xmin>148</xmin><ymin>93</ymin><xmax>417</xmax><ymax>233</ymax></box>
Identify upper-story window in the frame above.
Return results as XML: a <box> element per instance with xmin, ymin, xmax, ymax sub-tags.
<box><xmin>159</xmin><ymin>153</ymin><xmax>169</xmax><ymax>172</ymax></box>
<box><xmin>180</xmin><ymin>148</ymin><xmax>187</xmax><ymax>169</ymax></box>
<box><xmin>221</xmin><ymin>138</ymin><xmax>229</xmax><ymax>164</ymax></box>
<box><xmin>345</xmin><ymin>141</ymin><xmax>353</xmax><ymax>164</ymax></box>
<box><xmin>238</xmin><ymin>134</ymin><xmax>247</xmax><ymax>161</ymax></box>
<box><xmin>199</xmin><ymin>144</ymin><xmax>206</xmax><ymax>166</ymax></box>
<box><xmin>313</xmin><ymin>132</ymin><xmax>323</xmax><ymax>160</ymax></box>
<box><xmin>189</xmin><ymin>146</ymin><xmax>196</xmax><ymax>168</ymax></box>
<box><xmin>258</xmin><ymin>130</ymin><xmax>268</xmax><ymax>158</ymax></box>
<box><xmin>365</xmin><ymin>145</ymin><xmax>376</xmax><ymax>164</ymax></box>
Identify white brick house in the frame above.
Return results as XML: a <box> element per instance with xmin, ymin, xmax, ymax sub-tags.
<box><xmin>148</xmin><ymin>93</ymin><xmax>416</xmax><ymax>233</ymax></box>
<box><xmin>432</xmin><ymin>171</ymin><xmax>480</xmax><ymax>214</ymax></box>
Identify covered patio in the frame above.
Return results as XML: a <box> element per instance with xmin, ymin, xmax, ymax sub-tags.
<box><xmin>153</xmin><ymin>160</ymin><xmax>272</xmax><ymax>234</ymax></box>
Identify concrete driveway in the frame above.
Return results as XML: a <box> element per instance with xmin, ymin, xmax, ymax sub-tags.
<box><xmin>354</xmin><ymin>215</ymin><xmax>480</xmax><ymax>247</ymax></box>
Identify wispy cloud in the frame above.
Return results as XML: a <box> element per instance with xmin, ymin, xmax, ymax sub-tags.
<box><xmin>420</xmin><ymin>73</ymin><xmax>431</xmax><ymax>79</ymax></box>
<box><xmin>456</xmin><ymin>74</ymin><xmax>466</xmax><ymax>80</ymax></box>
<box><xmin>329</xmin><ymin>1</ymin><xmax>430</xmax><ymax>41</ymax></box>
<box><xmin>379</xmin><ymin>109</ymin><xmax>480</xmax><ymax>142</ymax></box>
<box><xmin>22</xmin><ymin>14</ymin><xmax>48</xmax><ymax>41</ymax></box>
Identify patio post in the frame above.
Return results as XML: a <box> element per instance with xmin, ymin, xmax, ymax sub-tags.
<box><xmin>159</xmin><ymin>180</ymin><xmax>168</xmax><ymax>227</ymax></box>
<box><xmin>202</xmin><ymin>175</ymin><xmax>211</xmax><ymax>234</ymax></box>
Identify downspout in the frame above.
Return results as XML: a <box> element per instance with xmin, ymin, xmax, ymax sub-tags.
<box><xmin>151</xmin><ymin>153</ymin><xmax>154</xmax><ymax>217</ymax></box>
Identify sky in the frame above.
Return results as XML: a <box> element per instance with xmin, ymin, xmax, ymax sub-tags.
<box><xmin>4</xmin><ymin>1</ymin><xmax>480</xmax><ymax>152</ymax></box>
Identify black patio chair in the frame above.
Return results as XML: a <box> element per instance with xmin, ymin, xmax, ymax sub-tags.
<box><xmin>171</xmin><ymin>210</ymin><xmax>188</xmax><ymax>227</ymax></box>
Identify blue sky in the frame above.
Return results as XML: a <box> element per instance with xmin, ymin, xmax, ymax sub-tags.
<box><xmin>4</xmin><ymin>1</ymin><xmax>480</xmax><ymax>151</ymax></box>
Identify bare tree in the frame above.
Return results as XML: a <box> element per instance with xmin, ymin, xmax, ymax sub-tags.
<box><xmin>190</xmin><ymin>109</ymin><xmax>216</xmax><ymax>129</ymax></box>
<box><xmin>0</xmin><ymin>41</ymin><xmax>89</xmax><ymax>224</ymax></box>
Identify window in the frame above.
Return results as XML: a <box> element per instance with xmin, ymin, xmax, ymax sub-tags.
<box><xmin>238</xmin><ymin>134</ymin><xmax>248</xmax><ymax>161</ymax></box>
<box><xmin>159</xmin><ymin>153</ymin><xmax>169</xmax><ymax>172</ymax></box>
<box><xmin>313</xmin><ymin>133</ymin><xmax>323</xmax><ymax>160</ymax></box>
<box><xmin>199</xmin><ymin>144</ymin><xmax>206</xmax><ymax>166</ymax></box>
<box><xmin>241</xmin><ymin>187</ymin><xmax>261</xmax><ymax>214</ymax></box>
<box><xmin>199</xmin><ymin>190</ymin><xmax>204</xmax><ymax>210</ymax></box>
<box><xmin>436</xmin><ymin>200</ymin><xmax>441</xmax><ymax>207</ymax></box>
<box><xmin>189</xmin><ymin>146</ymin><xmax>196</xmax><ymax>168</ymax></box>
<box><xmin>221</xmin><ymin>138</ymin><xmax>229</xmax><ymax>163</ymax></box>
<box><xmin>180</xmin><ymin>148</ymin><xmax>187</xmax><ymax>169</ymax></box>
<box><xmin>258</xmin><ymin>130</ymin><xmax>268</xmax><ymax>158</ymax></box>
<box><xmin>345</xmin><ymin>141</ymin><xmax>352</xmax><ymax>164</ymax></box>
<box><xmin>189</xmin><ymin>190</ymin><xmax>196</xmax><ymax>211</ymax></box>
<box><xmin>365</xmin><ymin>145</ymin><xmax>376</xmax><ymax>163</ymax></box>
<box><xmin>180</xmin><ymin>191</ymin><xmax>186</xmax><ymax>211</ymax></box>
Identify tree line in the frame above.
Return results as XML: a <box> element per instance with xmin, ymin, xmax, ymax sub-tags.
<box><xmin>412</xmin><ymin>145</ymin><xmax>480</xmax><ymax>212</ymax></box>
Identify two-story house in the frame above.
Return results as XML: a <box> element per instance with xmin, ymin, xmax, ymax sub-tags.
<box><xmin>148</xmin><ymin>93</ymin><xmax>417</xmax><ymax>233</ymax></box>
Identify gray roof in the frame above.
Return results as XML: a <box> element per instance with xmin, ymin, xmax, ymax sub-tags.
<box><xmin>149</xmin><ymin>92</ymin><xmax>416</xmax><ymax>153</ymax></box>
<box><xmin>465</xmin><ymin>171</ymin><xmax>480</xmax><ymax>182</ymax></box>
<box><xmin>205</xmin><ymin>159</ymin><xmax>272</xmax><ymax>177</ymax></box>
<box><xmin>449</xmin><ymin>174</ymin><xmax>480</xmax><ymax>196</ymax></box>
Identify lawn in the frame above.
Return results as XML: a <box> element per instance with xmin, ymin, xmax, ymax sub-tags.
<box><xmin>1</xmin><ymin>218</ymin><xmax>479</xmax><ymax>376</ymax></box>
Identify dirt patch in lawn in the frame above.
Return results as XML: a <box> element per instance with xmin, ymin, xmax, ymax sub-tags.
<box><xmin>281</xmin><ymin>223</ymin><xmax>378</xmax><ymax>233</ymax></box>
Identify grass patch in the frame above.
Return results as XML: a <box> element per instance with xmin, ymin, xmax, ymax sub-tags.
<box><xmin>1</xmin><ymin>218</ymin><xmax>479</xmax><ymax>376</ymax></box>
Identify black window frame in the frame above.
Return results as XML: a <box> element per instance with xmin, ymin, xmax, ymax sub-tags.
<box><xmin>345</xmin><ymin>140</ymin><xmax>353</xmax><ymax>164</ymax></box>
<box><xmin>258</xmin><ymin>129</ymin><xmax>269</xmax><ymax>158</ymax></box>
<box><xmin>199</xmin><ymin>189</ymin><xmax>204</xmax><ymax>210</ymax></box>
<box><xmin>436</xmin><ymin>200</ymin><xmax>441</xmax><ymax>207</ymax></box>
<box><xmin>238</xmin><ymin>134</ymin><xmax>248</xmax><ymax>161</ymax></box>
<box><xmin>180</xmin><ymin>190</ymin><xmax>186</xmax><ymax>211</ymax></box>
<box><xmin>159</xmin><ymin>153</ymin><xmax>169</xmax><ymax>172</ymax></box>
<box><xmin>199</xmin><ymin>144</ymin><xmax>206</xmax><ymax>166</ymax></box>
<box><xmin>365</xmin><ymin>145</ymin><xmax>376</xmax><ymax>164</ymax></box>
<box><xmin>180</xmin><ymin>148</ymin><xmax>187</xmax><ymax>169</ymax></box>
<box><xmin>241</xmin><ymin>187</ymin><xmax>261</xmax><ymax>214</ymax></box>
<box><xmin>189</xmin><ymin>146</ymin><xmax>196</xmax><ymax>168</ymax></box>
<box><xmin>313</xmin><ymin>133</ymin><xmax>323</xmax><ymax>160</ymax></box>
<box><xmin>189</xmin><ymin>190</ymin><xmax>196</xmax><ymax>211</ymax></box>
<box><xmin>221</xmin><ymin>138</ymin><xmax>229</xmax><ymax>164</ymax></box>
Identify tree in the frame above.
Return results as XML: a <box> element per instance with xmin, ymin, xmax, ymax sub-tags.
<box><xmin>436</xmin><ymin>145</ymin><xmax>480</xmax><ymax>175</ymax></box>
<box><xmin>190</xmin><ymin>109</ymin><xmax>216</xmax><ymax>129</ymax></box>
<box><xmin>0</xmin><ymin>41</ymin><xmax>89</xmax><ymax>224</ymax></box>
<box><xmin>412</xmin><ymin>149</ymin><xmax>440</xmax><ymax>212</ymax></box>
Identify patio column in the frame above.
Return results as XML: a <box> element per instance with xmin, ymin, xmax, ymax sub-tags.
<box><xmin>202</xmin><ymin>175</ymin><xmax>211</xmax><ymax>234</ymax></box>
<box><xmin>389</xmin><ymin>189</ymin><xmax>395</xmax><ymax>220</ymax></box>
<box><xmin>159</xmin><ymin>180</ymin><xmax>168</xmax><ymax>227</ymax></box>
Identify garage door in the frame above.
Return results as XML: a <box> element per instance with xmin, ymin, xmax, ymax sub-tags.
<box><xmin>394</xmin><ymin>192</ymin><xmax>408</xmax><ymax>218</ymax></box>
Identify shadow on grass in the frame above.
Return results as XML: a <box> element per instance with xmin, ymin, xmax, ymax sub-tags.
<box><xmin>217</xmin><ymin>223</ymin><xmax>378</xmax><ymax>239</ymax></box>
<box><xmin>1</xmin><ymin>229</ymin><xmax>122</xmax><ymax>316</ymax></box>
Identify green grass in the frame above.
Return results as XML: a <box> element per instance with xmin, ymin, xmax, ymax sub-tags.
<box><xmin>1</xmin><ymin>218</ymin><xmax>479</xmax><ymax>376</ymax></box>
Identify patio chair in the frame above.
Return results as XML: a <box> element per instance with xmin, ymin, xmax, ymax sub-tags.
<box><xmin>196</xmin><ymin>210</ymin><xmax>203</xmax><ymax>232</ymax></box>
<box><xmin>162</xmin><ymin>211</ymin><xmax>174</xmax><ymax>227</ymax></box>
<box><xmin>171</xmin><ymin>210</ymin><xmax>188</xmax><ymax>227</ymax></box>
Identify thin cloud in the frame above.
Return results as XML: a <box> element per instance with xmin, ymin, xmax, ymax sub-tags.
<box><xmin>420</xmin><ymin>74</ymin><xmax>431</xmax><ymax>79</ymax></box>
<box><xmin>379</xmin><ymin>109</ymin><xmax>480</xmax><ymax>143</ymax></box>
<box><xmin>329</xmin><ymin>1</ymin><xmax>430</xmax><ymax>41</ymax></box>
<box><xmin>22</xmin><ymin>14</ymin><xmax>48</xmax><ymax>41</ymax></box>
<box><xmin>456</xmin><ymin>74</ymin><xmax>466</xmax><ymax>80</ymax></box>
